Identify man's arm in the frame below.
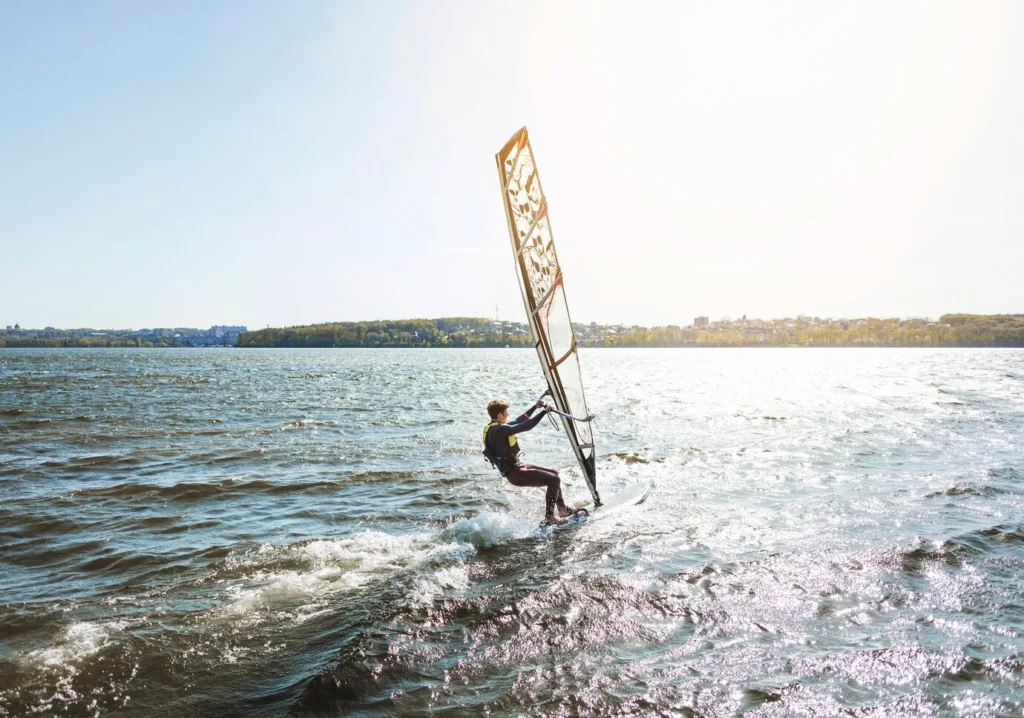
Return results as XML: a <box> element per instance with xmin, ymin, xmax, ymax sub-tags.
<box><xmin>513</xmin><ymin>396</ymin><xmax>548</xmax><ymax>423</ymax></box>
<box><xmin>503</xmin><ymin>407</ymin><xmax>548</xmax><ymax>435</ymax></box>
<box><xmin>512</xmin><ymin>405</ymin><xmax>538</xmax><ymax>423</ymax></box>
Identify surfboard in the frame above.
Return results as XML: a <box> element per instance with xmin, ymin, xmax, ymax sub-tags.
<box><xmin>539</xmin><ymin>482</ymin><xmax>652</xmax><ymax>531</ymax></box>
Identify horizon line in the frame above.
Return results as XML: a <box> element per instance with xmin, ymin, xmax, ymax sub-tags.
<box><xmin>6</xmin><ymin>311</ymin><xmax>1023</xmax><ymax>334</ymax></box>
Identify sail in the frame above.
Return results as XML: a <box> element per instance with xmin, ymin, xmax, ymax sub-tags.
<box><xmin>495</xmin><ymin>127</ymin><xmax>600</xmax><ymax>506</ymax></box>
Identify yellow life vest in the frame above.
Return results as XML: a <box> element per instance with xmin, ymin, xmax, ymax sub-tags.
<box><xmin>482</xmin><ymin>421</ymin><xmax>519</xmax><ymax>472</ymax></box>
<box><xmin>482</xmin><ymin>421</ymin><xmax>518</xmax><ymax>450</ymax></box>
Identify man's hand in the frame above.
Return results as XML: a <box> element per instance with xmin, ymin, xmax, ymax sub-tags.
<box><xmin>534</xmin><ymin>398</ymin><xmax>545</xmax><ymax>409</ymax></box>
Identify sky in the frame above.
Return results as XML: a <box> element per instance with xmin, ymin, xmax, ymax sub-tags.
<box><xmin>2</xmin><ymin>0</ymin><xmax>1022</xmax><ymax>330</ymax></box>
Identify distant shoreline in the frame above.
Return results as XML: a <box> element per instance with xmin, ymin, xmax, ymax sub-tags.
<box><xmin>4</xmin><ymin>314</ymin><xmax>1022</xmax><ymax>349</ymax></box>
<box><xmin>233</xmin><ymin>314</ymin><xmax>1024</xmax><ymax>349</ymax></box>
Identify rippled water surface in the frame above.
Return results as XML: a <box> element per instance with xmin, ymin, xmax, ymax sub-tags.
<box><xmin>1</xmin><ymin>348</ymin><xmax>1023</xmax><ymax>716</ymax></box>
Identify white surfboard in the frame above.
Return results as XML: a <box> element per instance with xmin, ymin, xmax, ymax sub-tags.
<box><xmin>584</xmin><ymin>481</ymin><xmax>651</xmax><ymax>521</ymax></box>
<box><xmin>540</xmin><ymin>482</ymin><xmax>652</xmax><ymax>531</ymax></box>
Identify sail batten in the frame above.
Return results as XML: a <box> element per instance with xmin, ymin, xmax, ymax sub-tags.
<box><xmin>495</xmin><ymin>127</ymin><xmax>600</xmax><ymax>506</ymax></box>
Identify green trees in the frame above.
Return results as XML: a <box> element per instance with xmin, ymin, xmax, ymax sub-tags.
<box><xmin>236</xmin><ymin>318</ymin><xmax>527</xmax><ymax>348</ymax></box>
<box><xmin>234</xmin><ymin>315</ymin><xmax>1024</xmax><ymax>349</ymax></box>
<box><xmin>938</xmin><ymin>314</ymin><xmax>1024</xmax><ymax>346</ymax></box>
<box><xmin>7</xmin><ymin>315</ymin><xmax>1022</xmax><ymax>349</ymax></box>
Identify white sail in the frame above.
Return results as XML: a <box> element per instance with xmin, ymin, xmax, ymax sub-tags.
<box><xmin>495</xmin><ymin>127</ymin><xmax>600</xmax><ymax>506</ymax></box>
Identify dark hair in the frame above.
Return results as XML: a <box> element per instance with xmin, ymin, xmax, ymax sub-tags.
<box><xmin>487</xmin><ymin>400</ymin><xmax>509</xmax><ymax>420</ymax></box>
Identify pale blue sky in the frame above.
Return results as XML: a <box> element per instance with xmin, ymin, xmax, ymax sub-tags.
<box><xmin>2</xmin><ymin>1</ymin><xmax>1022</xmax><ymax>329</ymax></box>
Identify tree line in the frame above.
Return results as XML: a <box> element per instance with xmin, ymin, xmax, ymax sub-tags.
<box><xmin>236</xmin><ymin>318</ymin><xmax>534</xmax><ymax>348</ymax></box>
<box><xmin>4</xmin><ymin>314</ymin><xmax>1022</xmax><ymax>349</ymax></box>
<box><xmin>0</xmin><ymin>337</ymin><xmax>180</xmax><ymax>348</ymax></box>
<box><xmin>579</xmin><ymin>315</ymin><xmax>1024</xmax><ymax>348</ymax></box>
<box><xmin>236</xmin><ymin>314</ymin><xmax>1024</xmax><ymax>348</ymax></box>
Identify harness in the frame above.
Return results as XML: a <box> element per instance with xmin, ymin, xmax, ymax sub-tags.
<box><xmin>482</xmin><ymin>421</ymin><xmax>520</xmax><ymax>475</ymax></box>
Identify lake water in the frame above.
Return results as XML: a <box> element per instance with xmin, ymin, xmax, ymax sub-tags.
<box><xmin>1</xmin><ymin>348</ymin><xmax>1023</xmax><ymax>716</ymax></box>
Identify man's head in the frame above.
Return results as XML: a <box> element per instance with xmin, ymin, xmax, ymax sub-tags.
<box><xmin>487</xmin><ymin>400</ymin><xmax>510</xmax><ymax>422</ymax></box>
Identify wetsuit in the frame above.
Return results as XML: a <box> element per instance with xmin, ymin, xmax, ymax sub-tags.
<box><xmin>485</xmin><ymin>406</ymin><xmax>568</xmax><ymax>520</ymax></box>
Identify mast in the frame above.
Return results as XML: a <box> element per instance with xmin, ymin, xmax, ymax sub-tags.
<box><xmin>495</xmin><ymin>127</ymin><xmax>600</xmax><ymax>506</ymax></box>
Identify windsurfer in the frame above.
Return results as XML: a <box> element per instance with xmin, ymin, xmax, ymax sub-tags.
<box><xmin>483</xmin><ymin>398</ymin><xmax>575</xmax><ymax>526</ymax></box>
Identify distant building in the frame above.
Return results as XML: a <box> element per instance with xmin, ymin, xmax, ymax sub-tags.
<box><xmin>209</xmin><ymin>325</ymin><xmax>246</xmax><ymax>343</ymax></box>
<box><xmin>694</xmin><ymin>316</ymin><xmax>709</xmax><ymax>329</ymax></box>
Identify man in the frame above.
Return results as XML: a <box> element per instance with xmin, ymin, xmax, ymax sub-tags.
<box><xmin>483</xmin><ymin>397</ymin><xmax>576</xmax><ymax>526</ymax></box>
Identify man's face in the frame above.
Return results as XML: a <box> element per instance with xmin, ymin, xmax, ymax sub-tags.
<box><xmin>498</xmin><ymin>409</ymin><xmax>509</xmax><ymax>423</ymax></box>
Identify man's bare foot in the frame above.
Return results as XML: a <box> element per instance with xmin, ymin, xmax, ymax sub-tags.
<box><xmin>542</xmin><ymin>516</ymin><xmax>568</xmax><ymax>526</ymax></box>
<box><xmin>556</xmin><ymin>505</ymin><xmax>575</xmax><ymax>518</ymax></box>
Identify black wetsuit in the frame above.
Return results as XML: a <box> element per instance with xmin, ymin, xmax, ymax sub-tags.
<box><xmin>485</xmin><ymin>406</ymin><xmax>568</xmax><ymax>520</ymax></box>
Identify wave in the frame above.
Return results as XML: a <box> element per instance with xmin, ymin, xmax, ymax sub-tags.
<box><xmin>40</xmin><ymin>453</ymin><xmax>141</xmax><ymax>471</ymax></box>
<box><xmin>216</xmin><ymin>530</ymin><xmax>475</xmax><ymax>622</ymax></box>
<box><xmin>612</xmin><ymin>451</ymin><xmax>649</xmax><ymax>464</ymax></box>
<box><xmin>791</xmin><ymin>645</ymin><xmax>1015</xmax><ymax>689</ymax></box>
<box><xmin>183</xmin><ymin>509</ymin><xmax>554</xmax><ymax>645</ymax></box>
<box><xmin>892</xmin><ymin>524</ymin><xmax>1024</xmax><ymax>561</ymax></box>
<box><xmin>185</xmin><ymin>448</ymin><xmax>269</xmax><ymax>465</ymax></box>
<box><xmin>987</xmin><ymin>467</ymin><xmax>1022</xmax><ymax>482</ymax></box>
<box><xmin>278</xmin><ymin>419</ymin><xmax>340</xmax><ymax>431</ymax></box>
<box><xmin>265</xmin><ymin>480</ymin><xmax>344</xmax><ymax>496</ymax></box>
<box><xmin>68</xmin><ymin>477</ymin><xmax>348</xmax><ymax>503</ymax></box>
<box><xmin>343</xmin><ymin>469</ymin><xmax>421</xmax><ymax>485</ymax></box>
<box><xmin>0</xmin><ymin>513</ymin><xmax>82</xmax><ymax>544</ymax></box>
<box><xmin>861</xmin><ymin>540</ymin><xmax>963</xmax><ymax>576</ymax></box>
<box><xmin>295</xmin><ymin>567</ymin><xmax>684</xmax><ymax>713</ymax></box>
<box><xmin>955</xmin><ymin>524</ymin><xmax>1024</xmax><ymax>551</ymax></box>
<box><xmin>4</xmin><ymin>537</ymin><xmax>110</xmax><ymax>569</ymax></box>
<box><xmin>1</xmin><ymin>618</ymin><xmax>139</xmax><ymax>716</ymax></box>
<box><xmin>76</xmin><ymin>550</ymin><xmax>175</xmax><ymax>576</ymax></box>
<box><xmin>23</xmin><ymin>620</ymin><xmax>124</xmax><ymax>670</ymax></box>
<box><xmin>6</xmin><ymin>418</ymin><xmax>54</xmax><ymax>429</ymax></box>
<box><xmin>407</xmin><ymin>566</ymin><xmax>471</xmax><ymax>608</ymax></box>
<box><xmin>442</xmin><ymin>511</ymin><xmax>537</xmax><ymax>549</ymax></box>
<box><xmin>418</xmin><ymin>418</ymin><xmax>456</xmax><ymax>426</ymax></box>
<box><xmin>154</xmin><ymin>482</ymin><xmax>226</xmax><ymax>502</ymax></box>
<box><xmin>924</xmin><ymin>482</ymin><xmax>1011</xmax><ymax>499</ymax></box>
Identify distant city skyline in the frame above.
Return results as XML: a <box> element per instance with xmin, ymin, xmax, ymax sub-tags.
<box><xmin>3</xmin><ymin>2</ymin><xmax>1022</xmax><ymax>329</ymax></box>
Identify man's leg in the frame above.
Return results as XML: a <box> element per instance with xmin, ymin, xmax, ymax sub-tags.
<box><xmin>517</xmin><ymin>464</ymin><xmax>571</xmax><ymax>515</ymax></box>
<box><xmin>505</xmin><ymin>465</ymin><xmax>563</xmax><ymax>520</ymax></box>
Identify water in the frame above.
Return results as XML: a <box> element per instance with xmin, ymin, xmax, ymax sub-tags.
<box><xmin>1</xmin><ymin>348</ymin><xmax>1022</xmax><ymax>717</ymax></box>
